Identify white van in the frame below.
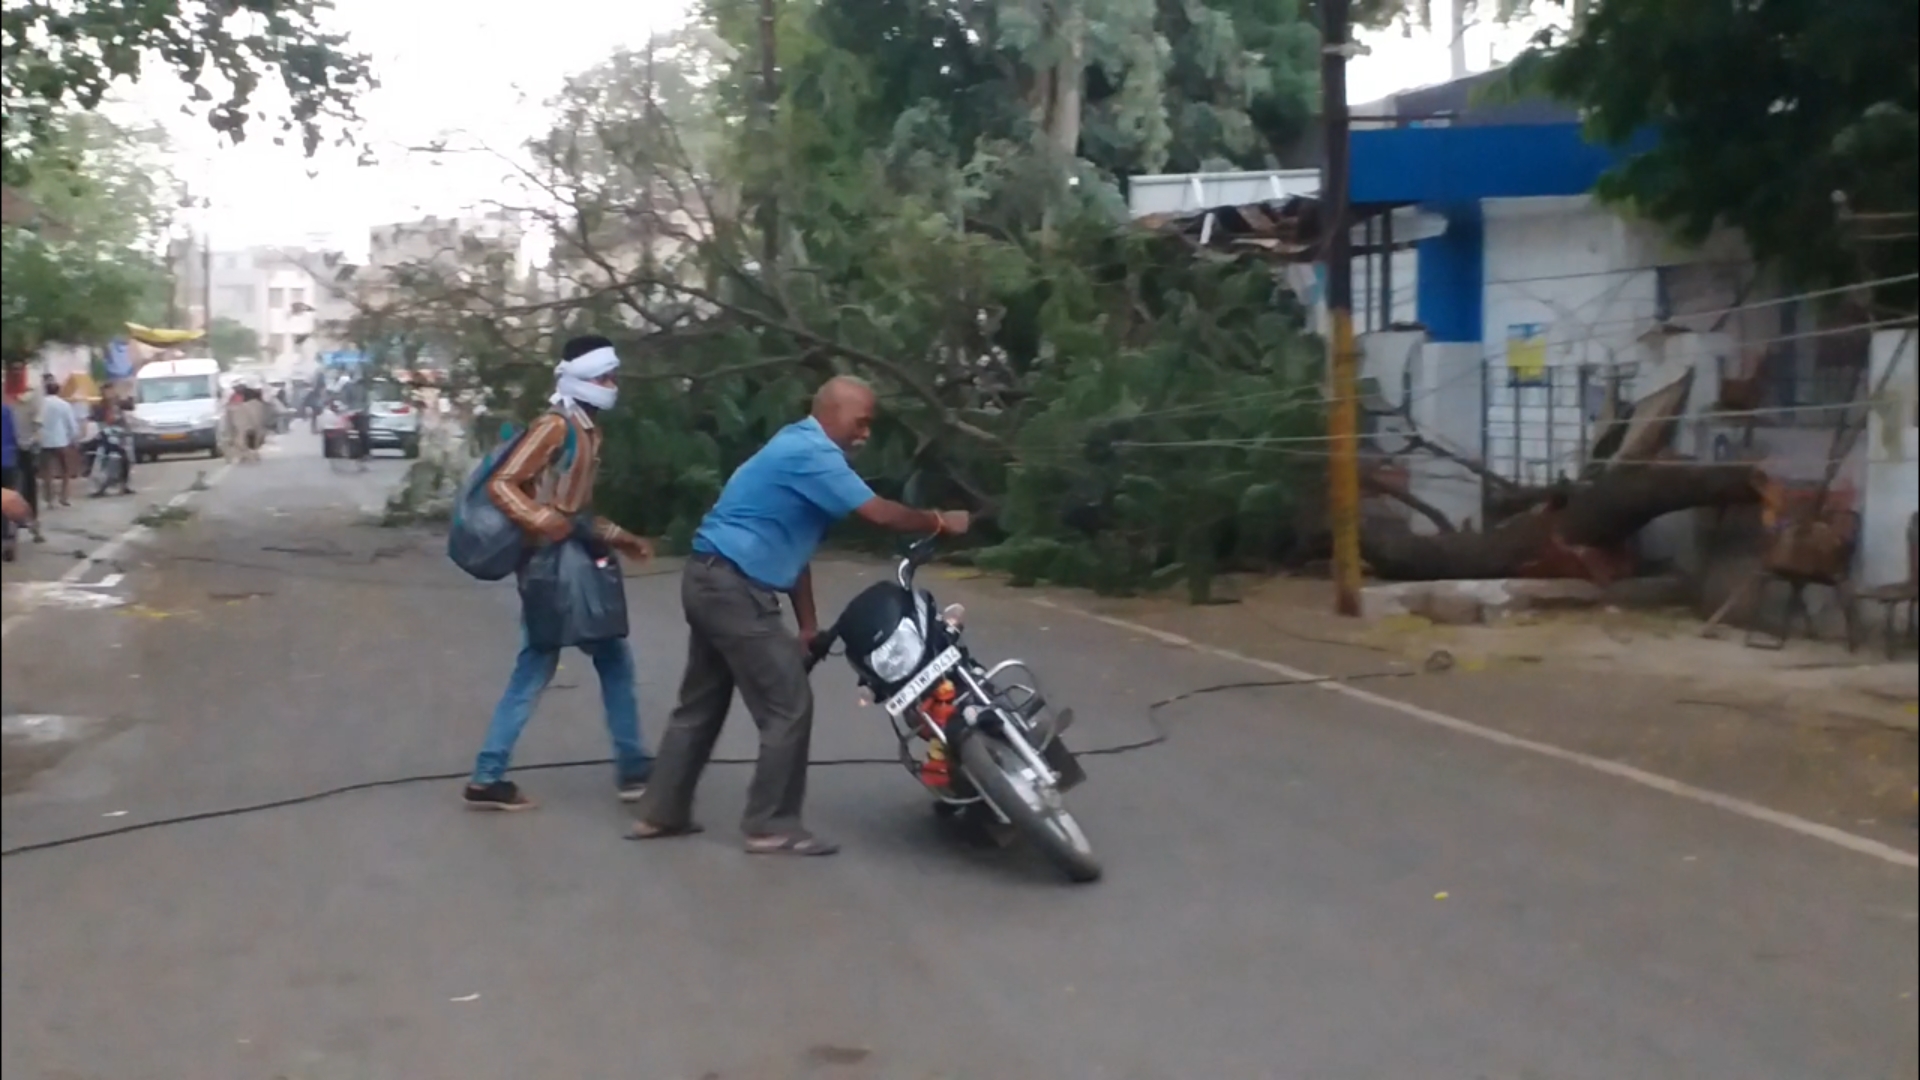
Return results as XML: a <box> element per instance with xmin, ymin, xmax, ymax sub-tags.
<box><xmin>131</xmin><ymin>357</ymin><xmax>224</xmax><ymax>461</ymax></box>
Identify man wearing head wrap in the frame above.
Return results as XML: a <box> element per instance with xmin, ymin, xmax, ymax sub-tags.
<box><xmin>628</xmin><ymin>375</ymin><xmax>971</xmax><ymax>856</ymax></box>
<box><xmin>461</xmin><ymin>335</ymin><xmax>657</xmax><ymax>811</ymax></box>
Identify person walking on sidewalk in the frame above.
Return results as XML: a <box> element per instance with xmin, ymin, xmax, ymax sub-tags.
<box><xmin>3</xmin><ymin>397</ymin><xmax>23</xmax><ymax>559</ymax></box>
<box><xmin>2</xmin><ymin>384</ymin><xmax>44</xmax><ymax>545</ymax></box>
<box><xmin>629</xmin><ymin>376</ymin><xmax>971</xmax><ymax>856</ymax></box>
<box><xmin>462</xmin><ymin>335</ymin><xmax>656</xmax><ymax>811</ymax></box>
<box><xmin>36</xmin><ymin>375</ymin><xmax>79</xmax><ymax>508</ymax></box>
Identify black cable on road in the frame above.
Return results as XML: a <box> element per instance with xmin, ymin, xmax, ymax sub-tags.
<box><xmin>0</xmin><ymin>669</ymin><xmax>1422</xmax><ymax>859</ymax></box>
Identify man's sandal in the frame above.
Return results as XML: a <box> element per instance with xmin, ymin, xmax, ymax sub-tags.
<box><xmin>744</xmin><ymin>832</ymin><xmax>840</xmax><ymax>857</ymax></box>
<box><xmin>626</xmin><ymin>821</ymin><xmax>705</xmax><ymax>841</ymax></box>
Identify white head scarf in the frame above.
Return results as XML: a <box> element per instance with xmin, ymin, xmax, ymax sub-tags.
<box><xmin>550</xmin><ymin>344</ymin><xmax>620</xmax><ymax>412</ymax></box>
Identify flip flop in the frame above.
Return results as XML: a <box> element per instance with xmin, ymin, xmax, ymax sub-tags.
<box><xmin>744</xmin><ymin>832</ymin><xmax>840</xmax><ymax>857</ymax></box>
<box><xmin>626</xmin><ymin>821</ymin><xmax>705</xmax><ymax>841</ymax></box>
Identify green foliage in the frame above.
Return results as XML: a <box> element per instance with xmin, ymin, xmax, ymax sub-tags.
<box><xmin>1506</xmin><ymin>0</ymin><xmax>1917</xmax><ymax>309</ymax></box>
<box><xmin>1</xmin><ymin>0</ymin><xmax>374</xmax><ymax>176</ymax></box>
<box><xmin>205</xmin><ymin>317</ymin><xmax>259</xmax><ymax>367</ymax></box>
<box><xmin>1</xmin><ymin>113</ymin><xmax>171</xmax><ymax>364</ymax></box>
<box><xmin>355</xmin><ymin>6</ymin><xmax>1331</xmax><ymax>600</ymax></box>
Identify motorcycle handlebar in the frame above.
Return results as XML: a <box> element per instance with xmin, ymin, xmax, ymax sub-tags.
<box><xmin>803</xmin><ymin>628</ymin><xmax>836</xmax><ymax>674</ymax></box>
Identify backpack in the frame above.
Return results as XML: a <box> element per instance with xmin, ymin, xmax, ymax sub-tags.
<box><xmin>447</xmin><ymin>414</ymin><xmax>578</xmax><ymax>581</ymax></box>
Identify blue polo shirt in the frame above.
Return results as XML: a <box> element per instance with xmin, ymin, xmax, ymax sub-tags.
<box><xmin>692</xmin><ymin>417</ymin><xmax>876</xmax><ymax>590</ymax></box>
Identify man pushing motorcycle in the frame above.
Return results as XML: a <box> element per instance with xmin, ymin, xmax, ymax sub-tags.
<box><xmin>629</xmin><ymin>376</ymin><xmax>970</xmax><ymax>856</ymax></box>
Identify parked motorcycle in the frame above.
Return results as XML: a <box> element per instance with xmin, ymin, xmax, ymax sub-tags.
<box><xmin>807</xmin><ymin>536</ymin><xmax>1100</xmax><ymax>883</ymax></box>
<box><xmin>81</xmin><ymin>422</ymin><xmax>133</xmax><ymax>497</ymax></box>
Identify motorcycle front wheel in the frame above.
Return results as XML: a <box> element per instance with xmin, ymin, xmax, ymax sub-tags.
<box><xmin>959</xmin><ymin>731</ymin><xmax>1101</xmax><ymax>883</ymax></box>
<box><xmin>89</xmin><ymin>456</ymin><xmax>115</xmax><ymax>496</ymax></box>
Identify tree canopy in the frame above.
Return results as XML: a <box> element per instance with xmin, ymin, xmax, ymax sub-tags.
<box><xmin>206</xmin><ymin>316</ymin><xmax>260</xmax><ymax>367</ymax></box>
<box><xmin>1</xmin><ymin>112</ymin><xmax>173</xmax><ymax>365</ymax></box>
<box><xmin>1509</xmin><ymin>0</ymin><xmax>1918</xmax><ymax>310</ymax></box>
<box><xmin>350</xmin><ymin>4</ymin><xmax>1334</xmax><ymax>599</ymax></box>
<box><xmin>1</xmin><ymin>0</ymin><xmax>374</xmax><ymax>175</ymax></box>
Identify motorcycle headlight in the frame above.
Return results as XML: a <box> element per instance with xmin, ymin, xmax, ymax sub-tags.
<box><xmin>864</xmin><ymin>616</ymin><xmax>925</xmax><ymax>684</ymax></box>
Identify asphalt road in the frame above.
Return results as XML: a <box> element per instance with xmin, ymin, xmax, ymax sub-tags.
<box><xmin>3</xmin><ymin>430</ymin><xmax>1916</xmax><ymax>1080</ymax></box>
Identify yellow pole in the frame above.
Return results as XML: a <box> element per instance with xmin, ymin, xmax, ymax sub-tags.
<box><xmin>1327</xmin><ymin>309</ymin><xmax>1363</xmax><ymax>615</ymax></box>
<box><xmin>1322</xmin><ymin>0</ymin><xmax>1363</xmax><ymax>616</ymax></box>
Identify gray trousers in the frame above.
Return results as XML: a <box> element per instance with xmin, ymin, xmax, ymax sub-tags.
<box><xmin>638</xmin><ymin>556</ymin><xmax>815</xmax><ymax>836</ymax></box>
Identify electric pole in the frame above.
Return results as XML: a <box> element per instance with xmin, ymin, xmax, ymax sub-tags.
<box><xmin>201</xmin><ymin>227</ymin><xmax>213</xmax><ymax>332</ymax></box>
<box><xmin>756</xmin><ymin>0</ymin><xmax>780</xmax><ymax>270</ymax></box>
<box><xmin>1321</xmin><ymin>0</ymin><xmax>1364</xmax><ymax>616</ymax></box>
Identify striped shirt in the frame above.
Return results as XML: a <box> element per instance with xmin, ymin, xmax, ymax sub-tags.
<box><xmin>486</xmin><ymin>408</ymin><xmax>634</xmax><ymax>546</ymax></box>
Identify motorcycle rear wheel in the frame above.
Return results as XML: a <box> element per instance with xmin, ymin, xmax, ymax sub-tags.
<box><xmin>959</xmin><ymin>731</ymin><xmax>1101</xmax><ymax>883</ymax></box>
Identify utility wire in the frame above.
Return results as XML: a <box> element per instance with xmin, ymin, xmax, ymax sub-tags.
<box><xmin>0</xmin><ymin>669</ymin><xmax>1421</xmax><ymax>859</ymax></box>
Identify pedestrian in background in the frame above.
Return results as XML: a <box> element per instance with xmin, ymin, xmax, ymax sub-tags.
<box><xmin>629</xmin><ymin>376</ymin><xmax>970</xmax><ymax>856</ymax></box>
<box><xmin>3</xmin><ymin>395</ymin><xmax>22</xmax><ymax>559</ymax></box>
<box><xmin>461</xmin><ymin>335</ymin><xmax>656</xmax><ymax>812</ymax></box>
<box><xmin>36</xmin><ymin>374</ymin><xmax>79</xmax><ymax>508</ymax></box>
<box><xmin>2</xmin><ymin>382</ymin><xmax>44</xmax><ymax>544</ymax></box>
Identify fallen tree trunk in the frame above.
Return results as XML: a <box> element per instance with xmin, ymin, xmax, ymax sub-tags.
<box><xmin>1364</xmin><ymin>463</ymin><xmax>1763</xmax><ymax>582</ymax></box>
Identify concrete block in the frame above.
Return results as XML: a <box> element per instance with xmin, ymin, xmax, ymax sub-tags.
<box><xmin>1361</xmin><ymin>578</ymin><xmax>1606</xmax><ymax>622</ymax></box>
<box><xmin>1502</xmin><ymin>579</ymin><xmax>1606</xmax><ymax>610</ymax></box>
<box><xmin>1360</xmin><ymin>582</ymin><xmax>1430</xmax><ymax>620</ymax></box>
<box><xmin>1423</xmin><ymin>590</ymin><xmax>1486</xmax><ymax>625</ymax></box>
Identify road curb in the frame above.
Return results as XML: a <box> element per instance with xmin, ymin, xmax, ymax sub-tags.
<box><xmin>0</xmin><ymin>464</ymin><xmax>232</xmax><ymax>640</ymax></box>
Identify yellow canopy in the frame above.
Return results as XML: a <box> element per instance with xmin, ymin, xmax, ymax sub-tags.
<box><xmin>124</xmin><ymin>323</ymin><xmax>206</xmax><ymax>347</ymax></box>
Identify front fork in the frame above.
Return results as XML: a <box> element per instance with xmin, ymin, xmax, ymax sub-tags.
<box><xmin>951</xmin><ymin>665</ymin><xmax>1087</xmax><ymax>793</ymax></box>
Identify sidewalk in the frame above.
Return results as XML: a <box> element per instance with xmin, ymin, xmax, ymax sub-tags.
<box><xmin>1</xmin><ymin>452</ymin><xmax>228</xmax><ymax>620</ymax></box>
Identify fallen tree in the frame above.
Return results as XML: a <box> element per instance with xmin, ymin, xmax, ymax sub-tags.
<box><xmin>1357</xmin><ymin>368</ymin><xmax>1769</xmax><ymax>583</ymax></box>
<box><xmin>1362</xmin><ymin>462</ymin><xmax>1764</xmax><ymax>582</ymax></box>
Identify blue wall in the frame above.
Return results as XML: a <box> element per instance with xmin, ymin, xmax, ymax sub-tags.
<box><xmin>1416</xmin><ymin>204</ymin><xmax>1483</xmax><ymax>344</ymax></box>
<box><xmin>1350</xmin><ymin>122</ymin><xmax>1657</xmax><ymax>342</ymax></box>
<box><xmin>1350</xmin><ymin>123</ymin><xmax>1657</xmax><ymax>205</ymax></box>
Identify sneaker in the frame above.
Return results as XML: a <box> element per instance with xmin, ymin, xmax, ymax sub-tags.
<box><xmin>617</xmin><ymin>776</ymin><xmax>649</xmax><ymax>803</ymax></box>
<box><xmin>463</xmin><ymin>780</ymin><xmax>535</xmax><ymax>811</ymax></box>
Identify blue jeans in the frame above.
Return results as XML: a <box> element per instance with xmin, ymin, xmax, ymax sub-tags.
<box><xmin>471</xmin><ymin>630</ymin><xmax>651</xmax><ymax>787</ymax></box>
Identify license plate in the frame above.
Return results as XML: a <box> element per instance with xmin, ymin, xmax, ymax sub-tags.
<box><xmin>883</xmin><ymin>646</ymin><xmax>963</xmax><ymax>716</ymax></box>
<box><xmin>160</xmin><ymin>432</ymin><xmax>186</xmax><ymax>441</ymax></box>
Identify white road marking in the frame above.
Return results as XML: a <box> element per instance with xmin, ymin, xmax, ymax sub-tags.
<box><xmin>67</xmin><ymin>573</ymin><xmax>125</xmax><ymax>590</ymax></box>
<box><xmin>1030</xmin><ymin>597</ymin><xmax>1920</xmax><ymax>869</ymax></box>
<box><xmin>0</xmin><ymin>464</ymin><xmax>232</xmax><ymax>640</ymax></box>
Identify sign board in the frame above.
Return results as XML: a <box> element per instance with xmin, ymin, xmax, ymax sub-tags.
<box><xmin>1505</xmin><ymin>323</ymin><xmax>1548</xmax><ymax>387</ymax></box>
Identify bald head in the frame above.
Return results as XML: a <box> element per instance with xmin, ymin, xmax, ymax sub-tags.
<box><xmin>812</xmin><ymin>375</ymin><xmax>876</xmax><ymax>453</ymax></box>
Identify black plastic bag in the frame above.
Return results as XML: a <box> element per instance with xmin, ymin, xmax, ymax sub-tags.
<box><xmin>519</xmin><ymin>522</ymin><xmax>629</xmax><ymax>650</ymax></box>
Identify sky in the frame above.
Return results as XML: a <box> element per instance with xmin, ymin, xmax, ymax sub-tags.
<box><xmin>108</xmin><ymin>0</ymin><xmax>1546</xmax><ymax>256</ymax></box>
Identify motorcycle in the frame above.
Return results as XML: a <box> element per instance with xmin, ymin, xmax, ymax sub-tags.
<box><xmin>807</xmin><ymin>536</ymin><xmax>1100</xmax><ymax>883</ymax></box>
<box><xmin>81</xmin><ymin>423</ymin><xmax>132</xmax><ymax>497</ymax></box>
<box><xmin>321</xmin><ymin>406</ymin><xmax>367</xmax><ymax>460</ymax></box>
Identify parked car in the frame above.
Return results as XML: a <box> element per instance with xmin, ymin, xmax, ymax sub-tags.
<box><xmin>367</xmin><ymin>379</ymin><xmax>422</xmax><ymax>458</ymax></box>
<box><xmin>320</xmin><ymin>378</ymin><xmax>420</xmax><ymax>459</ymax></box>
<box><xmin>129</xmin><ymin>357</ymin><xmax>223</xmax><ymax>462</ymax></box>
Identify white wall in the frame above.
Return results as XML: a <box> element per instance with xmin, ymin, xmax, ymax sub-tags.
<box><xmin>1361</xmin><ymin>330</ymin><xmax>1486</xmax><ymax>532</ymax></box>
<box><xmin>1860</xmin><ymin>329</ymin><xmax>1919</xmax><ymax>588</ymax></box>
<box><xmin>261</xmin><ymin>265</ymin><xmax>317</xmax><ymax>363</ymax></box>
<box><xmin>1479</xmin><ymin>196</ymin><xmax>1662</xmax><ymax>485</ymax></box>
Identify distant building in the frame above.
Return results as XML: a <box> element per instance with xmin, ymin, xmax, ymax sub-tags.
<box><xmin>366</xmin><ymin>211</ymin><xmax>528</xmax><ymax>278</ymax></box>
<box><xmin>170</xmin><ymin>241</ymin><xmax>353</xmax><ymax>381</ymax></box>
